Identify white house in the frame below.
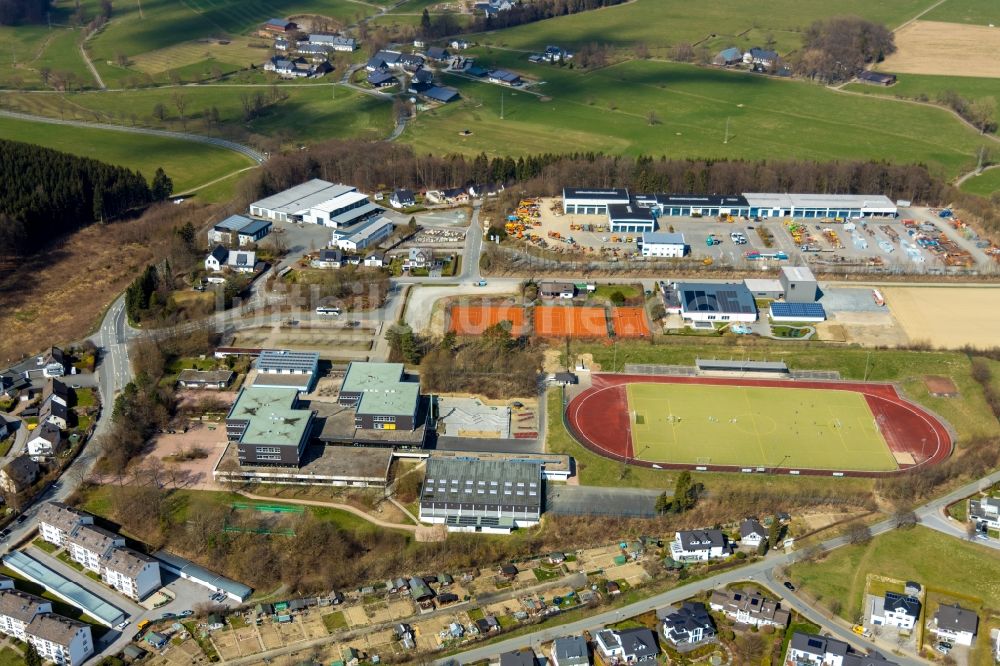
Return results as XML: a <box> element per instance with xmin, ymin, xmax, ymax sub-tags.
<box><xmin>37</xmin><ymin>502</ymin><xmax>94</xmax><ymax>546</ymax></box>
<box><xmin>99</xmin><ymin>548</ymin><xmax>161</xmax><ymax>601</ymax></box>
<box><xmin>739</xmin><ymin>518</ymin><xmax>767</xmax><ymax>547</ymax></box>
<box><xmin>310</xmin><ymin>34</ymin><xmax>356</xmax><ymax>51</ymax></box>
<box><xmin>709</xmin><ymin>589</ymin><xmax>790</xmax><ymax>628</ymax></box>
<box><xmin>670</xmin><ymin>530</ymin><xmax>731</xmax><ymax>562</ymax></box>
<box><xmin>787</xmin><ymin>633</ymin><xmax>898</xmax><ymax>666</ymax></box>
<box><xmin>364</xmin><ymin>254</ymin><xmax>384</xmax><ymax>268</ymax></box>
<box><xmin>0</xmin><ymin>582</ymin><xmax>51</xmax><ymax>641</ymax></box>
<box><xmin>40</xmin><ymin>347</ymin><xmax>67</xmax><ymax>379</ymax></box>
<box><xmin>205</xmin><ymin>246</ymin><xmax>256</xmax><ymax>273</ymax></box>
<box><xmin>594</xmin><ymin>628</ymin><xmax>659</xmax><ymax>663</ymax></box>
<box><xmin>39</xmin><ymin>396</ymin><xmax>68</xmax><ymax>430</ymax></box>
<box><xmin>640</xmin><ymin>232</ymin><xmax>687</xmax><ymax>258</ymax></box>
<box><xmin>674</xmin><ymin>281</ymin><xmax>758</xmax><ymax>324</ymax></box>
<box><xmin>870</xmin><ymin>592</ymin><xmax>921</xmax><ymax>630</ymax></box>
<box><xmin>661</xmin><ymin>602</ymin><xmax>715</xmax><ymax>645</ymax></box>
<box><xmin>25</xmin><ymin>614</ymin><xmax>94</xmax><ymax>666</ymax></box>
<box><xmin>311</xmin><ymin>249</ymin><xmax>343</xmax><ymax>269</ymax></box>
<box><xmin>66</xmin><ymin>524</ymin><xmax>126</xmax><ymax>572</ymax></box>
<box><xmin>27</xmin><ymin>423</ymin><xmax>63</xmax><ymax>460</ymax></box>
<box><xmin>205</xmin><ymin>245</ymin><xmax>228</xmax><ymax>272</ymax></box>
<box><xmin>970</xmin><ymin>496</ymin><xmax>1000</xmax><ymax>531</ymax></box>
<box><xmin>390</xmin><ymin>189</ymin><xmax>416</xmax><ymax>208</ymax></box>
<box><xmin>932</xmin><ymin>604</ymin><xmax>978</xmax><ymax>647</ymax></box>
<box><xmin>405</xmin><ymin>248</ymin><xmax>432</xmax><ymax>270</ymax></box>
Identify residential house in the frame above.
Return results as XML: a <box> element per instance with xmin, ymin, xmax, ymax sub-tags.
<box><xmin>37</xmin><ymin>502</ymin><xmax>94</xmax><ymax>546</ymax></box>
<box><xmin>467</xmin><ymin>182</ymin><xmax>502</xmax><ymax>197</ymax></box>
<box><xmin>311</xmin><ymin>248</ymin><xmax>344</xmax><ymax>269</ymax></box>
<box><xmin>409</xmin><ymin>67</ymin><xmax>434</xmax><ymax>93</ymax></box>
<box><xmin>744</xmin><ymin>47</ymin><xmax>778</xmax><ymax>70</ymax></box>
<box><xmin>552</xmin><ymin>635</ymin><xmax>589</xmax><ymax>666</ymax></box>
<box><xmin>43</xmin><ymin>379</ymin><xmax>70</xmax><ymax>407</ymax></box>
<box><xmin>488</xmin><ymin>69</ymin><xmax>521</xmax><ymax>86</ymax></box>
<box><xmin>499</xmin><ymin>565</ymin><xmax>518</xmax><ymax>580</ymax></box>
<box><xmin>0</xmin><ymin>457</ymin><xmax>39</xmax><ymax>494</ymax></box>
<box><xmin>857</xmin><ymin>71</ymin><xmax>896</xmax><ymax>86</ymax></box>
<box><xmin>539</xmin><ymin>282</ymin><xmax>575</xmax><ymax>299</ymax></box>
<box><xmin>425</xmin><ymin>46</ymin><xmax>450</xmax><ymax>61</ymax></box>
<box><xmin>40</xmin><ymin>347</ymin><xmax>67</xmax><ymax>378</ymax></box>
<box><xmin>450</xmin><ymin>39</ymin><xmax>469</xmax><ymax>50</ymax></box>
<box><xmin>261</xmin><ymin>18</ymin><xmax>297</xmax><ymax>35</ymax></box>
<box><xmin>62</xmin><ymin>521</ymin><xmax>162</xmax><ymax>601</ymax></box>
<box><xmin>739</xmin><ymin>518</ymin><xmax>767</xmax><ymax>547</ymax></box>
<box><xmin>205</xmin><ymin>245</ymin><xmax>257</xmax><ymax>273</ymax></box>
<box><xmin>176</xmin><ymin>369</ymin><xmax>235</xmax><ymax>390</ymax></box>
<box><xmin>441</xmin><ymin>187</ymin><xmax>469</xmax><ymax>203</ymax></box>
<box><xmin>500</xmin><ymin>649</ymin><xmax>536</xmax><ymax>666</ymax></box>
<box><xmin>296</xmin><ymin>42</ymin><xmax>331</xmax><ymax>61</ymax></box>
<box><xmin>670</xmin><ymin>530</ymin><xmax>732</xmax><ymax>562</ymax></box>
<box><xmin>366</xmin><ymin>52</ymin><xmax>394</xmax><ymax>72</ymax></box>
<box><xmin>27</xmin><ymin>423</ymin><xmax>63</xmax><ymax>460</ymax></box>
<box><xmin>969</xmin><ymin>496</ymin><xmax>1000</xmax><ymax>531</ymax></box>
<box><xmin>870</xmin><ymin>592</ymin><xmax>921</xmax><ymax>630</ymax></box>
<box><xmin>594</xmin><ymin>627</ymin><xmax>659</xmax><ymax>663</ymax></box>
<box><xmin>398</xmin><ymin>54</ymin><xmax>425</xmax><ymax>71</ymax></box>
<box><xmin>25</xmin><ymin>613</ymin><xmax>94</xmax><ymax>666</ymax></box>
<box><xmin>205</xmin><ymin>245</ymin><xmax>228</xmax><ymax>272</ymax></box>
<box><xmin>787</xmin><ymin>633</ymin><xmax>897</xmax><ymax>666</ymax></box>
<box><xmin>364</xmin><ymin>254</ymin><xmax>384</xmax><ymax>268</ymax></box>
<box><xmin>474</xmin><ymin>0</ymin><xmax>513</xmax><ymax>15</ymax></box>
<box><xmin>390</xmin><ymin>189</ymin><xmax>416</xmax><ymax>208</ymax></box>
<box><xmin>543</xmin><ymin>45</ymin><xmax>571</xmax><ymax>62</ymax></box>
<box><xmin>661</xmin><ymin>602</ymin><xmax>715</xmax><ymax>645</ymax></box>
<box><xmin>274</xmin><ymin>36</ymin><xmax>289</xmax><ymax>51</ymax></box>
<box><xmin>932</xmin><ymin>604</ymin><xmax>978</xmax><ymax>646</ymax></box>
<box><xmin>405</xmin><ymin>248</ymin><xmax>432</xmax><ymax>270</ymax></box>
<box><xmin>713</xmin><ymin>47</ymin><xmax>743</xmax><ymax>66</ymax></box>
<box><xmin>368</xmin><ymin>71</ymin><xmax>398</xmax><ymax>88</ymax></box>
<box><xmin>708</xmin><ymin>589</ymin><xmax>790</xmax><ymax>628</ymax></box>
<box><xmin>39</xmin><ymin>396</ymin><xmax>68</xmax><ymax>430</ymax></box>
<box><xmin>548</xmin><ymin>552</ymin><xmax>566</xmax><ymax>564</ymax></box>
<box><xmin>264</xmin><ymin>56</ymin><xmax>313</xmax><ymax>78</ymax></box>
<box><xmin>0</xmin><ymin>583</ymin><xmax>52</xmax><ymax>642</ymax></box>
<box><xmin>66</xmin><ymin>524</ymin><xmax>125</xmax><ymax>571</ymax></box>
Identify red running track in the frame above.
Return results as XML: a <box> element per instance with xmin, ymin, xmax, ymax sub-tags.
<box><xmin>565</xmin><ymin>374</ymin><xmax>953</xmax><ymax>478</ymax></box>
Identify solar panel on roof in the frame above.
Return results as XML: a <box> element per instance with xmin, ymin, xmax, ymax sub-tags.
<box><xmin>770</xmin><ymin>303</ymin><xmax>825</xmax><ymax>317</ymax></box>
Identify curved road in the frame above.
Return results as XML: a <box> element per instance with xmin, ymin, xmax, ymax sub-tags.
<box><xmin>0</xmin><ymin>109</ymin><xmax>266</xmax><ymax>164</ymax></box>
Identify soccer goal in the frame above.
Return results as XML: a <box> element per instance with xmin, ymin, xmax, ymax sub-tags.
<box><xmin>633</xmin><ymin>411</ymin><xmax>645</xmax><ymax>425</ymax></box>
<box><xmin>696</xmin><ymin>456</ymin><xmax>712</xmax><ymax>465</ymax></box>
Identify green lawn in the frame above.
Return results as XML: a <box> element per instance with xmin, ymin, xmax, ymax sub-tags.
<box><xmin>0</xmin><ymin>116</ymin><xmax>254</xmax><ymax>193</ymax></box>
<box><xmin>74</xmin><ymin>387</ymin><xmax>96</xmax><ymax>408</ymax></box>
<box><xmin>788</xmin><ymin>526</ymin><xmax>1000</xmax><ymax>621</ymax></box>
<box><xmin>403</xmin><ymin>59</ymin><xmax>988</xmax><ymax>179</ymax></box>
<box><xmin>921</xmin><ymin>0</ymin><xmax>998</xmax><ymax>25</ymax></box>
<box><xmin>0</xmin><ymin>0</ymin><xmax>101</xmax><ymax>88</ymax></box>
<box><xmin>0</xmin><ymin>646</ymin><xmax>22</xmax><ymax>666</ymax></box>
<box><xmin>33</xmin><ymin>538</ymin><xmax>59</xmax><ymax>554</ymax></box>
<box><xmin>626</xmin><ymin>382</ymin><xmax>897</xmax><ymax>471</ymax></box>
<box><xmin>468</xmin><ymin>0</ymin><xmax>934</xmax><ymax>56</ymax></box>
<box><xmin>960</xmin><ymin>167</ymin><xmax>1000</xmax><ymax>198</ymax></box>
<box><xmin>843</xmin><ymin>73</ymin><xmax>1000</xmax><ymax>129</ymax></box>
<box><xmin>322</xmin><ymin>610</ymin><xmax>347</xmax><ymax>633</ymax></box>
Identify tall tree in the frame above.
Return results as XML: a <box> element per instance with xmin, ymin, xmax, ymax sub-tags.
<box><xmin>151</xmin><ymin>167</ymin><xmax>174</xmax><ymax>201</ymax></box>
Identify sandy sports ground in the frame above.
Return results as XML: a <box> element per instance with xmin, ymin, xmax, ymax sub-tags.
<box><xmin>880</xmin><ymin>21</ymin><xmax>1000</xmax><ymax>78</ymax></box>
<box><xmin>884</xmin><ymin>286</ymin><xmax>1000</xmax><ymax>348</ymax></box>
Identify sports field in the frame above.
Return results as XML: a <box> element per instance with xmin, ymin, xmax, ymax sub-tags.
<box><xmin>610</xmin><ymin>307</ymin><xmax>651</xmax><ymax>338</ymax></box>
<box><xmin>449</xmin><ymin>305</ymin><xmax>527</xmax><ymax>336</ymax></box>
<box><xmin>625</xmin><ymin>383</ymin><xmax>897</xmax><ymax>471</ymax></box>
<box><xmin>535</xmin><ymin>306</ymin><xmax>608</xmax><ymax>338</ymax></box>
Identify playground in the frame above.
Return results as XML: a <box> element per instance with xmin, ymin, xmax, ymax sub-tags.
<box><xmin>566</xmin><ymin>374</ymin><xmax>953</xmax><ymax>476</ymax></box>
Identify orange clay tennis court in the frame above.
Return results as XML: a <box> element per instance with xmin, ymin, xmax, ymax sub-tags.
<box><xmin>534</xmin><ymin>306</ymin><xmax>608</xmax><ymax>338</ymax></box>
<box><xmin>449</xmin><ymin>305</ymin><xmax>527</xmax><ymax>335</ymax></box>
<box><xmin>610</xmin><ymin>307</ymin><xmax>650</xmax><ymax>338</ymax></box>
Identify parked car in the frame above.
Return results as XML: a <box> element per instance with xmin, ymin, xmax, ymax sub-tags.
<box><xmin>16</xmin><ymin>515</ymin><xmax>27</xmax><ymax>524</ymax></box>
<box><xmin>783</xmin><ymin>581</ymin><xmax>795</xmax><ymax>591</ymax></box>
<box><xmin>178</xmin><ymin>610</ymin><xmax>195</xmax><ymax>618</ymax></box>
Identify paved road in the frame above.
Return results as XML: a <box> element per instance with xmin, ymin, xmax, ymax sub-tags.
<box><xmin>0</xmin><ymin>110</ymin><xmax>266</xmax><ymax>164</ymax></box>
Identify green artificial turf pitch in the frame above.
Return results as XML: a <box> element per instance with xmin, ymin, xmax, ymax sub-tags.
<box><xmin>625</xmin><ymin>383</ymin><xmax>897</xmax><ymax>471</ymax></box>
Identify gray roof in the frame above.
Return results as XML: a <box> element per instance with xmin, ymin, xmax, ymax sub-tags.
<box><xmin>31</xmin><ymin>422</ymin><xmax>62</xmax><ymax>447</ymax></box>
<box><xmin>368</xmin><ymin>71</ymin><xmax>397</xmax><ymax>85</ymax></box>
<box><xmin>26</xmin><ymin>613</ymin><xmax>89</xmax><ymax>647</ymax></box>
<box><xmin>553</xmin><ymin>635</ymin><xmax>589</xmax><ymax>666</ymax></box>
<box><xmin>239</xmin><ymin>218</ymin><xmax>271</xmax><ymax>236</ymax></box>
<box><xmin>678</xmin><ymin>282</ymin><xmax>757</xmax><ymax>316</ymax></box>
<box><xmin>739</xmin><ymin>518</ymin><xmax>766</xmax><ymax>539</ymax></box>
<box><xmin>709</xmin><ymin>589</ymin><xmax>789</xmax><ymax>626</ymax></box>
<box><xmin>781</xmin><ymin>266</ymin><xmax>816</xmax><ymax>282</ymax></box>
<box><xmin>102</xmin><ymin>547</ymin><xmax>155</xmax><ymax>578</ymax></box>
<box><xmin>935</xmin><ymin>604</ymin><xmax>978</xmax><ymax>634</ymax></box>
<box><xmin>500</xmin><ymin>650</ymin><xmax>536</xmax><ymax>666</ymax></box>
<box><xmin>178</xmin><ymin>369</ymin><xmax>235</xmax><ymax>385</ymax></box>
<box><xmin>883</xmin><ymin>592</ymin><xmax>921</xmax><ymax>619</ymax></box>
<box><xmin>37</xmin><ymin>502</ymin><xmax>91</xmax><ymax>535</ymax></box>
<box><xmin>641</xmin><ymin>232</ymin><xmax>685</xmax><ymax>245</ymax></box>
<box><xmin>214</xmin><ymin>214</ymin><xmax>254</xmax><ymax>232</ymax></box>
<box><xmin>0</xmin><ymin>588</ymin><xmax>50</xmax><ymax>622</ymax></box>
<box><xmin>678</xmin><ymin>529</ymin><xmax>727</xmax><ymax>551</ymax></box>
<box><xmin>356</xmin><ymin>382</ymin><xmax>420</xmax><ymax>418</ymax></box>
<box><xmin>791</xmin><ymin>633</ymin><xmax>898</xmax><ymax>666</ymax></box>
<box><xmin>615</xmin><ymin>628</ymin><xmax>659</xmax><ymax>660</ymax></box>
<box><xmin>695</xmin><ymin>359</ymin><xmax>788</xmax><ymax>372</ymax></box>
<box><xmin>663</xmin><ymin>602</ymin><xmax>714</xmax><ymax>639</ymax></box>
<box><xmin>3</xmin><ymin>456</ymin><xmax>38</xmax><ymax>487</ymax></box>
<box><xmin>341</xmin><ymin>362</ymin><xmax>405</xmax><ymax>394</ymax></box>
<box><xmin>250</xmin><ymin>179</ymin><xmax>356</xmax><ymax>216</ymax></box>
<box><xmin>334</xmin><ymin>216</ymin><xmax>393</xmax><ymax>244</ymax></box>
<box><xmin>257</xmin><ymin>349</ymin><xmax>319</xmax><ymax>374</ymax></box>
<box><xmin>421</xmin><ymin>458</ymin><xmax>542</xmax><ymax>510</ymax></box>
<box><xmin>153</xmin><ymin>550</ymin><xmax>252</xmax><ymax>600</ymax></box>
<box><xmin>317</xmin><ymin>248</ymin><xmax>342</xmax><ymax>262</ymax></box>
<box><xmin>66</xmin><ymin>524</ymin><xmax>122</xmax><ymax>557</ymax></box>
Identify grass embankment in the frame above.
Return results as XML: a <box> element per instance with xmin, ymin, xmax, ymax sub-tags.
<box><xmin>959</xmin><ymin>167</ymin><xmax>1000</xmax><ymax>198</ymax></box>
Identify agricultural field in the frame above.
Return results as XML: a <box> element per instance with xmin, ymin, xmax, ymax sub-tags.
<box><xmin>0</xmin><ymin>116</ymin><xmax>254</xmax><ymax>193</ymax></box>
<box><xmin>468</xmin><ymin>0</ymin><xmax>935</xmax><ymax>56</ymax></box>
<box><xmin>2</xmin><ymin>84</ymin><xmax>393</xmax><ymax>147</ymax></box>
<box><xmin>879</xmin><ymin>20</ymin><xmax>1000</xmax><ymax>78</ymax></box>
<box><xmin>843</xmin><ymin>73</ymin><xmax>1000</xmax><ymax>128</ymax></box>
<box><xmin>920</xmin><ymin>0</ymin><xmax>998</xmax><ymax>26</ymax></box>
<box><xmin>402</xmin><ymin>59</ymin><xmax>989</xmax><ymax>179</ymax></box>
<box><xmin>624</xmin><ymin>382</ymin><xmax>897</xmax><ymax>471</ymax></box>
<box><xmin>0</xmin><ymin>0</ymin><xmax>101</xmax><ymax>88</ymax></box>
<box><xmin>960</xmin><ymin>167</ymin><xmax>1000</xmax><ymax>197</ymax></box>
<box><xmin>788</xmin><ymin>526</ymin><xmax>1000</xmax><ymax>622</ymax></box>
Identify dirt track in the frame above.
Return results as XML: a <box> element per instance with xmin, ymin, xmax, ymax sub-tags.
<box><xmin>881</xmin><ymin>20</ymin><xmax>1000</xmax><ymax>77</ymax></box>
<box><xmin>885</xmin><ymin>286</ymin><xmax>1000</xmax><ymax>348</ymax></box>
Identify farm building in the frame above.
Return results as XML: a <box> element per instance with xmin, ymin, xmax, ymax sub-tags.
<box><xmin>368</xmin><ymin>71</ymin><xmax>398</xmax><ymax>88</ymax></box>
<box><xmin>423</xmin><ymin>86</ymin><xmax>460</xmax><ymax>103</ymax></box>
<box><xmin>249</xmin><ymin>179</ymin><xmax>383</xmax><ymax>228</ymax></box>
<box><xmin>779</xmin><ymin>266</ymin><xmax>818</xmax><ymax>303</ymax></box>
<box><xmin>226</xmin><ymin>387</ymin><xmax>315</xmax><ymax>466</ymax></box>
<box><xmin>639</xmin><ymin>232</ymin><xmax>687</xmax><ymax>257</ymax></box>
<box><xmin>418</xmin><ymin>458</ymin><xmax>543</xmax><ymax>533</ymax></box>
<box><xmin>261</xmin><ymin>18</ymin><xmax>297</xmax><ymax>34</ymax></box>
<box><xmin>488</xmin><ymin>69</ymin><xmax>521</xmax><ymax>86</ymax></box>
<box><xmin>253</xmin><ymin>349</ymin><xmax>319</xmax><ymax>392</ymax></box>
<box><xmin>607</xmin><ymin>203</ymin><xmax>655</xmax><ymax>233</ymax></box>
<box><xmin>857</xmin><ymin>71</ymin><xmax>896</xmax><ymax>86</ymax></box>
<box><xmin>713</xmin><ymin>47</ymin><xmax>743</xmax><ymax>66</ymax></box>
<box><xmin>209</xmin><ymin>214</ymin><xmax>272</xmax><ymax>246</ymax></box>
<box><xmin>331</xmin><ymin>217</ymin><xmax>394</xmax><ymax>252</ymax></box>
<box><xmin>562</xmin><ymin>188</ymin><xmax>630</xmax><ymax>215</ymax></box>
<box><xmin>309</xmin><ymin>34</ymin><xmax>356</xmax><ymax>51</ymax></box>
<box><xmin>671</xmin><ymin>282</ymin><xmax>758</xmax><ymax>323</ymax></box>
<box><xmin>743</xmin><ymin>278</ymin><xmax>784</xmax><ymax>299</ymax></box>
<box><xmin>425</xmin><ymin>46</ymin><xmax>450</xmax><ymax>61</ymax></box>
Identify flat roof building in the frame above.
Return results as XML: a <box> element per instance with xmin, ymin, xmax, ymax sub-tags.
<box><xmin>338</xmin><ymin>362</ymin><xmax>421</xmax><ymax>432</ymax></box>
<box><xmin>254</xmin><ymin>349</ymin><xmax>320</xmax><ymax>392</ymax></box>
<box><xmin>607</xmin><ymin>203</ymin><xmax>655</xmax><ymax>233</ymax></box>
<box><xmin>331</xmin><ymin>216</ymin><xmax>395</xmax><ymax>252</ymax></box>
<box><xmin>419</xmin><ymin>458</ymin><xmax>543</xmax><ymax>533</ymax></box>
<box><xmin>226</xmin><ymin>387</ymin><xmax>315</xmax><ymax>467</ymax></box>
<box><xmin>743</xmin><ymin>193</ymin><xmax>897</xmax><ymax>219</ymax></box>
<box><xmin>779</xmin><ymin>266</ymin><xmax>818</xmax><ymax>303</ymax></box>
<box><xmin>676</xmin><ymin>282</ymin><xmax>757</xmax><ymax>323</ymax></box>
<box><xmin>562</xmin><ymin>188</ymin><xmax>630</xmax><ymax>215</ymax></box>
<box><xmin>153</xmin><ymin>551</ymin><xmax>252</xmax><ymax>602</ymax></box>
<box><xmin>249</xmin><ymin>180</ymin><xmax>383</xmax><ymax>228</ymax></box>
<box><xmin>640</xmin><ymin>232</ymin><xmax>687</xmax><ymax>258</ymax></box>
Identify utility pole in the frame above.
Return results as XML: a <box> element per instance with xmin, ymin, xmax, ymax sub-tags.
<box><xmin>500</xmin><ymin>89</ymin><xmax>504</xmax><ymax>120</ymax></box>
<box><xmin>724</xmin><ymin>117</ymin><xmax>731</xmax><ymax>144</ymax></box>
